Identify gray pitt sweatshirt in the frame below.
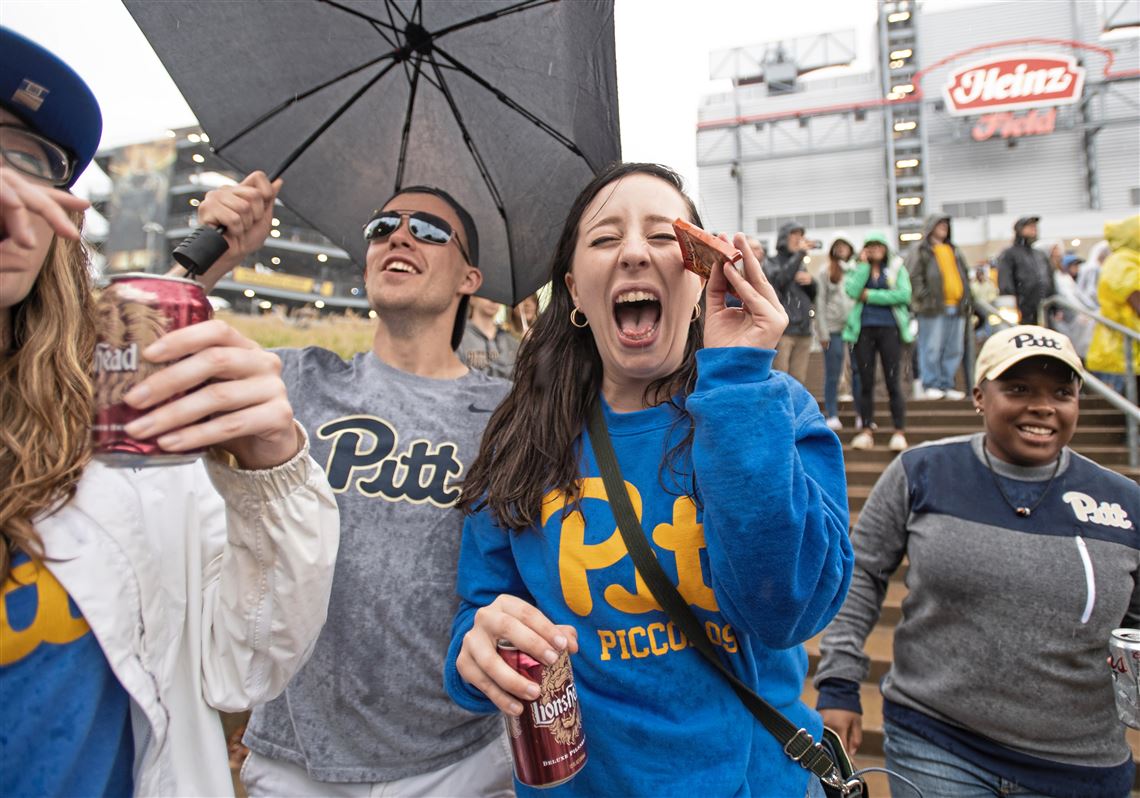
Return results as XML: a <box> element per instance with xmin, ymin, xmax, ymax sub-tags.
<box><xmin>815</xmin><ymin>434</ymin><xmax>1140</xmax><ymax>769</ymax></box>
<box><xmin>244</xmin><ymin>347</ymin><xmax>510</xmax><ymax>782</ymax></box>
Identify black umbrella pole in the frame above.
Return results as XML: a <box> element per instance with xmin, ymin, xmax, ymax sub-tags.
<box><xmin>171</xmin><ymin>224</ymin><xmax>229</xmax><ymax>276</ymax></box>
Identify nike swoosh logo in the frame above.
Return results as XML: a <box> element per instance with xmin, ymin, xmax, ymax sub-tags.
<box><xmin>468</xmin><ymin>403</ymin><xmax>494</xmax><ymax>413</ymax></box>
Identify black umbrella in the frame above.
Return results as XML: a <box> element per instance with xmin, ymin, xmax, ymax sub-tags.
<box><xmin>123</xmin><ymin>0</ymin><xmax>621</xmax><ymax>304</ymax></box>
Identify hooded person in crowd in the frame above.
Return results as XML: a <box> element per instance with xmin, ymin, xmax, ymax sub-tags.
<box><xmin>906</xmin><ymin>214</ymin><xmax>971</xmax><ymax>400</ymax></box>
<box><xmin>763</xmin><ymin>220</ymin><xmax>817</xmax><ymax>385</ymax></box>
<box><xmin>996</xmin><ymin>215</ymin><xmax>1055</xmax><ymax>324</ymax></box>
<box><xmin>844</xmin><ymin>232</ymin><xmax>913</xmax><ymax>452</ymax></box>
<box><xmin>1086</xmin><ymin>215</ymin><xmax>1140</xmax><ymax>394</ymax></box>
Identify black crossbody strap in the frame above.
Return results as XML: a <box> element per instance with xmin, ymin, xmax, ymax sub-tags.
<box><xmin>585</xmin><ymin>402</ymin><xmax>843</xmax><ymax>787</ymax></box>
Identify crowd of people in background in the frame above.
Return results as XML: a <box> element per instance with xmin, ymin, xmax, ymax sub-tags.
<box><xmin>723</xmin><ymin>210</ymin><xmax>1140</xmax><ymax>454</ymax></box>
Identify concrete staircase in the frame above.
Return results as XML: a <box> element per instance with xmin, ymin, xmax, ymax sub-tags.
<box><xmin>799</xmin><ymin>352</ymin><xmax>1140</xmax><ymax>794</ymax></box>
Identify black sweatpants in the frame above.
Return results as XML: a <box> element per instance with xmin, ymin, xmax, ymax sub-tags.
<box><xmin>854</xmin><ymin>324</ymin><xmax>906</xmax><ymax>431</ymax></box>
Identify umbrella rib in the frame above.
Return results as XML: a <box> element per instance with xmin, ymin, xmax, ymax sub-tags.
<box><xmin>384</xmin><ymin>0</ymin><xmax>411</xmax><ymax>25</ymax></box>
<box><xmin>433</xmin><ymin>45</ymin><xmax>586</xmax><ymax>160</ymax></box>
<box><xmin>319</xmin><ymin>0</ymin><xmax>400</xmax><ymax>33</ymax></box>
<box><xmin>394</xmin><ymin>54</ymin><xmax>425</xmax><ymax>191</ymax></box>
<box><xmin>213</xmin><ymin>51</ymin><xmax>401</xmax><ymax>154</ymax></box>
<box><xmin>433</xmin><ymin>0</ymin><xmax>558</xmax><ymax>41</ymax></box>
<box><xmin>269</xmin><ymin>59</ymin><xmax>401</xmax><ymax>180</ymax></box>
<box><xmin>425</xmin><ymin>56</ymin><xmax>516</xmax><ymax>300</ymax></box>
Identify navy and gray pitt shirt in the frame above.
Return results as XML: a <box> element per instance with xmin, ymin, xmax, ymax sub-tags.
<box><xmin>816</xmin><ymin>433</ymin><xmax>1140</xmax><ymax>798</ymax></box>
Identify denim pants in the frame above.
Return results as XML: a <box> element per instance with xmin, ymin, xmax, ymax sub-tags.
<box><xmin>917</xmin><ymin>309</ymin><xmax>965</xmax><ymax>391</ymax></box>
<box><xmin>882</xmin><ymin>717</ymin><xmax>1121</xmax><ymax>798</ymax></box>
<box><xmin>823</xmin><ymin>332</ymin><xmax>846</xmax><ymax>418</ymax></box>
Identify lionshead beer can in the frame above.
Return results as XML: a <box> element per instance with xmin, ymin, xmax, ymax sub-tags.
<box><xmin>497</xmin><ymin>641</ymin><xmax>587</xmax><ymax>788</ymax></box>
<box><xmin>1110</xmin><ymin>628</ymin><xmax>1140</xmax><ymax>729</ymax></box>
<box><xmin>92</xmin><ymin>273</ymin><xmax>213</xmax><ymax>467</ymax></box>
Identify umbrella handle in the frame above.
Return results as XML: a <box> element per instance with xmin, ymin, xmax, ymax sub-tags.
<box><xmin>172</xmin><ymin>225</ymin><xmax>230</xmax><ymax>276</ymax></box>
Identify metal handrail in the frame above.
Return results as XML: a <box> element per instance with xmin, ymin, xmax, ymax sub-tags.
<box><xmin>1040</xmin><ymin>294</ymin><xmax>1137</xmax><ymax>467</ymax></box>
<box><xmin>970</xmin><ymin>296</ymin><xmax>1138</xmax><ymax>466</ymax></box>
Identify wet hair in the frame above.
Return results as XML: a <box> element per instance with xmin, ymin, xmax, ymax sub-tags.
<box><xmin>458</xmin><ymin>163</ymin><xmax>703</xmax><ymax>531</ymax></box>
<box><xmin>1</xmin><ymin>211</ymin><xmax>96</xmax><ymax>583</ymax></box>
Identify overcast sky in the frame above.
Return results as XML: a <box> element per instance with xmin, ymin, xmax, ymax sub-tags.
<box><xmin>3</xmin><ymin>0</ymin><xmax>995</xmax><ymax>197</ymax></box>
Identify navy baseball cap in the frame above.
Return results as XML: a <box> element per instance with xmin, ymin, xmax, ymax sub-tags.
<box><xmin>0</xmin><ymin>27</ymin><xmax>102</xmax><ymax>187</ymax></box>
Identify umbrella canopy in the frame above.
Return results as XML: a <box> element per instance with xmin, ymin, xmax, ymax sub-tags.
<box><xmin>124</xmin><ymin>0</ymin><xmax>621</xmax><ymax>305</ymax></box>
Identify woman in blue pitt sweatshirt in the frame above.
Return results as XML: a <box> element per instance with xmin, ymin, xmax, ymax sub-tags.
<box><xmin>444</xmin><ymin>163</ymin><xmax>853</xmax><ymax>797</ymax></box>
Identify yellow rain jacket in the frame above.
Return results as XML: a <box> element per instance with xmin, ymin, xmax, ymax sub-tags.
<box><xmin>1086</xmin><ymin>215</ymin><xmax>1140</xmax><ymax>375</ymax></box>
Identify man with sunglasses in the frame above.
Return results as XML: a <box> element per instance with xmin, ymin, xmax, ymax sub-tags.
<box><xmin>191</xmin><ymin>178</ymin><xmax>513</xmax><ymax>796</ymax></box>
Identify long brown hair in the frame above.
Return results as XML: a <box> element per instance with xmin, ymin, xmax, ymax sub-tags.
<box><xmin>458</xmin><ymin>163</ymin><xmax>703</xmax><ymax>530</ymax></box>
<box><xmin>0</xmin><ymin>211</ymin><xmax>96</xmax><ymax>582</ymax></box>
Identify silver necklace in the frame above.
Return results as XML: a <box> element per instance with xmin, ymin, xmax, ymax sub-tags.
<box><xmin>981</xmin><ymin>437</ymin><xmax>1062</xmax><ymax>518</ymax></box>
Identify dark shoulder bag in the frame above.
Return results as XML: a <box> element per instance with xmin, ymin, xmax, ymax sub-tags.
<box><xmin>586</xmin><ymin>403</ymin><xmax>867</xmax><ymax>798</ymax></box>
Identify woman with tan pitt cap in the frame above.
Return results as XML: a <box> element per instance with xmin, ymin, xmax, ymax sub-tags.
<box><xmin>816</xmin><ymin>325</ymin><xmax>1139</xmax><ymax>798</ymax></box>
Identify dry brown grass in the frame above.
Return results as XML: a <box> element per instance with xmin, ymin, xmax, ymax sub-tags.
<box><xmin>218</xmin><ymin>311</ymin><xmax>374</xmax><ymax>358</ymax></box>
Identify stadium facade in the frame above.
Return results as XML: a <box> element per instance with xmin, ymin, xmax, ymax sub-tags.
<box><xmin>695</xmin><ymin>0</ymin><xmax>1140</xmax><ymax>263</ymax></box>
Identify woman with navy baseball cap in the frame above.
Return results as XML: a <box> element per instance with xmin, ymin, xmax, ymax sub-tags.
<box><xmin>0</xmin><ymin>28</ymin><xmax>340</xmax><ymax>797</ymax></box>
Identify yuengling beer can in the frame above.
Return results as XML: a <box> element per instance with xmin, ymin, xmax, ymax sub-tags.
<box><xmin>497</xmin><ymin>641</ymin><xmax>587</xmax><ymax>788</ymax></box>
<box><xmin>92</xmin><ymin>273</ymin><xmax>212</xmax><ymax>467</ymax></box>
<box><xmin>1110</xmin><ymin>628</ymin><xmax>1140</xmax><ymax>729</ymax></box>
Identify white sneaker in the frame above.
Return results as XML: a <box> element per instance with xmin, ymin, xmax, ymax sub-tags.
<box><xmin>912</xmin><ymin>380</ymin><xmax>925</xmax><ymax>400</ymax></box>
<box><xmin>922</xmin><ymin>387</ymin><xmax>946</xmax><ymax>400</ymax></box>
<box><xmin>825</xmin><ymin>416</ymin><xmax>843</xmax><ymax>431</ymax></box>
<box><xmin>889</xmin><ymin>432</ymin><xmax>909</xmax><ymax>451</ymax></box>
<box><xmin>851</xmin><ymin>430</ymin><xmax>874</xmax><ymax>450</ymax></box>
<box><xmin>838</xmin><ymin>393</ymin><xmax>854</xmax><ymax>402</ymax></box>
<box><xmin>944</xmin><ymin>388</ymin><xmax>966</xmax><ymax>401</ymax></box>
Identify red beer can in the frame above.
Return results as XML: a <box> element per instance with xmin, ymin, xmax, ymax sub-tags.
<box><xmin>92</xmin><ymin>273</ymin><xmax>213</xmax><ymax>467</ymax></box>
<box><xmin>497</xmin><ymin>641</ymin><xmax>587</xmax><ymax>788</ymax></box>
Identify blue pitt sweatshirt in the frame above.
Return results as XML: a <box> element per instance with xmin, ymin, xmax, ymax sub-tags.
<box><xmin>445</xmin><ymin>348</ymin><xmax>854</xmax><ymax>797</ymax></box>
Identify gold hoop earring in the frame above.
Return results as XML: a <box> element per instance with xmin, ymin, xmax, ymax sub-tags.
<box><xmin>691</xmin><ymin>303</ymin><xmax>702</xmax><ymax>322</ymax></box>
<box><xmin>569</xmin><ymin>307</ymin><xmax>588</xmax><ymax>328</ymax></box>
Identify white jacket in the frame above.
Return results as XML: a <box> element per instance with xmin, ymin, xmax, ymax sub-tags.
<box><xmin>36</xmin><ymin>432</ymin><xmax>339</xmax><ymax>797</ymax></box>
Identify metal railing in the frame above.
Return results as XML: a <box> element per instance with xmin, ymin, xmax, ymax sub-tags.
<box><xmin>1041</xmin><ymin>294</ymin><xmax>1138</xmax><ymax>467</ymax></box>
<box><xmin>969</xmin><ymin>295</ymin><xmax>1139</xmax><ymax>467</ymax></box>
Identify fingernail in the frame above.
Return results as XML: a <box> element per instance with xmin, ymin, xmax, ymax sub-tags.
<box><xmin>553</xmin><ymin>635</ymin><xmax>568</xmax><ymax>649</ymax></box>
<box><xmin>125</xmin><ymin>416</ymin><xmax>152</xmax><ymax>436</ymax></box>
<box><xmin>526</xmin><ymin>684</ymin><xmax>540</xmax><ymax>699</ymax></box>
<box><xmin>543</xmin><ymin>649</ymin><xmax>558</xmax><ymax>665</ymax></box>
<box><xmin>509</xmin><ymin>702</ymin><xmax>523</xmax><ymax>715</ymax></box>
<box><xmin>143</xmin><ymin>341</ymin><xmax>166</xmax><ymax>359</ymax></box>
<box><xmin>124</xmin><ymin>384</ymin><xmax>151</xmax><ymax>406</ymax></box>
<box><xmin>157</xmin><ymin>432</ymin><xmax>181</xmax><ymax>449</ymax></box>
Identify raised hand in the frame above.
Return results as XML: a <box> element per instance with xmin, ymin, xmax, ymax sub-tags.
<box><xmin>193</xmin><ymin>171</ymin><xmax>282</xmax><ymax>290</ymax></box>
<box><xmin>703</xmin><ymin>233</ymin><xmax>788</xmax><ymax>351</ymax></box>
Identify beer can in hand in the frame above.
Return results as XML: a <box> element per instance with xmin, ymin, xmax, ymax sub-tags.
<box><xmin>497</xmin><ymin>641</ymin><xmax>587</xmax><ymax>788</ymax></box>
<box><xmin>1109</xmin><ymin>628</ymin><xmax>1140</xmax><ymax>729</ymax></box>
<box><xmin>92</xmin><ymin>273</ymin><xmax>212</xmax><ymax>467</ymax></box>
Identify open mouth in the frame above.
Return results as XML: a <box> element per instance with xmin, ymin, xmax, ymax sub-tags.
<box><xmin>381</xmin><ymin>257</ymin><xmax>420</xmax><ymax>274</ymax></box>
<box><xmin>1017</xmin><ymin>424</ymin><xmax>1056</xmax><ymax>441</ymax></box>
<box><xmin>612</xmin><ymin>289</ymin><xmax>662</xmax><ymax>346</ymax></box>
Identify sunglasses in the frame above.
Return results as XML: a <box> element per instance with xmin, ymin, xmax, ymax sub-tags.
<box><xmin>362</xmin><ymin>210</ymin><xmax>471</xmax><ymax>264</ymax></box>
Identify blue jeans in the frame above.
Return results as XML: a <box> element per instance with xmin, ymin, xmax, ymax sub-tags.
<box><xmin>917</xmin><ymin>310</ymin><xmax>966</xmax><ymax>391</ymax></box>
<box><xmin>823</xmin><ymin>332</ymin><xmax>846</xmax><ymax>418</ymax></box>
<box><xmin>883</xmin><ymin>718</ymin><xmax>1082</xmax><ymax>798</ymax></box>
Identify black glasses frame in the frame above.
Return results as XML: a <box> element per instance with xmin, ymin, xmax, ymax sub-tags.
<box><xmin>362</xmin><ymin>209</ymin><xmax>471</xmax><ymax>265</ymax></box>
<box><xmin>0</xmin><ymin>124</ymin><xmax>75</xmax><ymax>187</ymax></box>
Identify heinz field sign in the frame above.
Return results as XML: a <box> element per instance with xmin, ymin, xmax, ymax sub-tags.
<box><xmin>942</xmin><ymin>53</ymin><xmax>1086</xmax><ymax>116</ymax></box>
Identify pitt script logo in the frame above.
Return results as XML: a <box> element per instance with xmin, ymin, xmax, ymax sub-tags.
<box><xmin>1062</xmin><ymin>491</ymin><xmax>1134</xmax><ymax>530</ymax></box>
<box><xmin>317</xmin><ymin>415</ymin><xmax>464</xmax><ymax>507</ymax></box>
<box><xmin>1</xmin><ymin>559</ymin><xmax>90</xmax><ymax>666</ymax></box>
<box><xmin>543</xmin><ymin>478</ymin><xmax>739</xmax><ymax>662</ymax></box>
